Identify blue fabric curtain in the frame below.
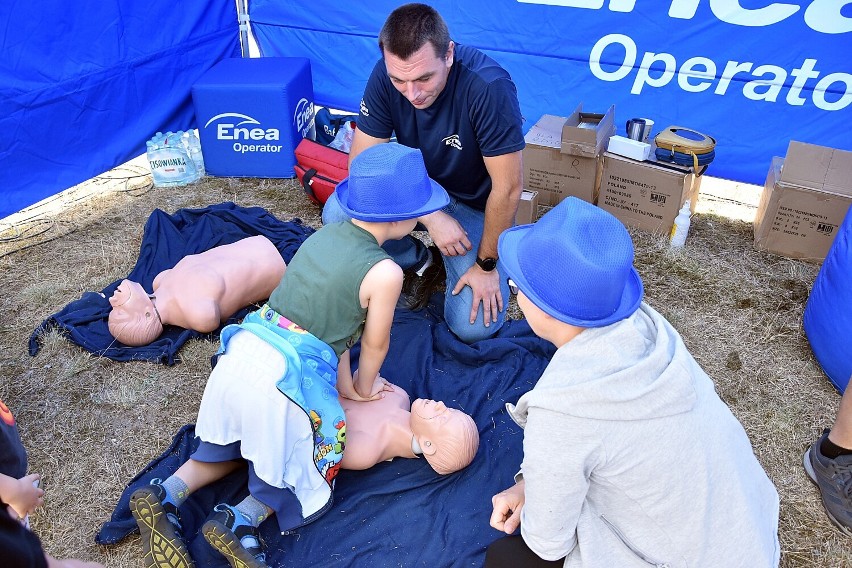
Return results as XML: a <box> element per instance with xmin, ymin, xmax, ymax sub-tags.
<box><xmin>3</xmin><ymin>2</ymin><xmax>850</xmax><ymax>218</ymax></box>
<box><xmin>247</xmin><ymin>0</ymin><xmax>852</xmax><ymax>186</ymax></box>
<box><xmin>0</xmin><ymin>1</ymin><xmax>240</xmax><ymax>219</ymax></box>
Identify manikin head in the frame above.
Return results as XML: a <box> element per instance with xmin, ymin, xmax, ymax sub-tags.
<box><xmin>107</xmin><ymin>279</ymin><xmax>164</xmax><ymax>346</ymax></box>
<box><xmin>410</xmin><ymin>399</ymin><xmax>479</xmax><ymax>475</ymax></box>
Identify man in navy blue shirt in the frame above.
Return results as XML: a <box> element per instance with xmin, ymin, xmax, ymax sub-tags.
<box><xmin>322</xmin><ymin>3</ymin><xmax>525</xmax><ymax>343</ymax></box>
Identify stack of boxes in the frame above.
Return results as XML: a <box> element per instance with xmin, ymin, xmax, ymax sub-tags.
<box><xmin>521</xmin><ymin>103</ymin><xmax>698</xmax><ymax>237</ymax></box>
<box><xmin>520</xmin><ymin>106</ymin><xmax>852</xmax><ymax>262</ymax></box>
<box><xmin>523</xmin><ymin>104</ymin><xmax>613</xmax><ymax>207</ymax></box>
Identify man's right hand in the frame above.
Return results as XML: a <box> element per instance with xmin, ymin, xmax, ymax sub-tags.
<box><xmin>421</xmin><ymin>211</ymin><xmax>471</xmax><ymax>256</ymax></box>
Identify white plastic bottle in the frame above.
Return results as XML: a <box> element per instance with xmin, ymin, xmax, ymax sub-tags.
<box><xmin>670</xmin><ymin>200</ymin><xmax>692</xmax><ymax>248</ymax></box>
<box><xmin>186</xmin><ymin>130</ymin><xmax>206</xmax><ymax>176</ymax></box>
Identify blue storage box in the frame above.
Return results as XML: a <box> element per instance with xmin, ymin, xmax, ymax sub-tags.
<box><xmin>192</xmin><ymin>57</ymin><xmax>315</xmax><ymax>178</ymax></box>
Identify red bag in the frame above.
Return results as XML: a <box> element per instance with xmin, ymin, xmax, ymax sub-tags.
<box><xmin>294</xmin><ymin>138</ymin><xmax>349</xmax><ymax>205</ymax></box>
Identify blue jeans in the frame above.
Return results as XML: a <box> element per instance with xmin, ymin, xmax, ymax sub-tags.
<box><xmin>322</xmin><ymin>193</ymin><xmax>508</xmax><ymax>343</ymax></box>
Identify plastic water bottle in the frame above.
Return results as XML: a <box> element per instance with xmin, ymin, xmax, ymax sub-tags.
<box><xmin>185</xmin><ymin>130</ymin><xmax>205</xmax><ymax>176</ymax></box>
<box><xmin>165</xmin><ymin>130</ymin><xmax>184</xmax><ymax>149</ymax></box>
<box><xmin>328</xmin><ymin>121</ymin><xmax>355</xmax><ymax>153</ymax></box>
<box><xmin>670</xmin><ymin>200</ymin><xmax>692</xmax><ymax>248</ymax></box>
<box><xmin>146</xmin><ymin>131</ymin><xmax>198</xmax><ymax>187</ymax></box>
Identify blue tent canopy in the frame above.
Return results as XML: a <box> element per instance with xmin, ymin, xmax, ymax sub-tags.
<box><xmin>2</xmin><ymin>1</ymin><xmax>851</xmax><ymax>219</ymax></box>
<box><xmin>0</xmin><ymin>1</ymin><xmax>239</xmax><ymax>219</ymax></box>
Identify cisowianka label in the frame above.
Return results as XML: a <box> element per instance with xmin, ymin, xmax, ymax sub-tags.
<box><xmin>147</xmin><ymin>147</ymin><xmax>197</xmax><ymax>186</ymax></box>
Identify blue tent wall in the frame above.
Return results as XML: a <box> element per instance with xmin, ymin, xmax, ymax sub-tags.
<box><xmin>2</xmin><ymin>2</ymin><xmax>850</xmax><ymax>220</ymax></box>
<box><xmin>0</xmin><ymin>1</ymin><xmax>240</xmax><ymax>220</ymax></box>
<box><xmin>248</xmin><ymin>0</ymin><xmax>852</xmax><ymax>186</ymax></box>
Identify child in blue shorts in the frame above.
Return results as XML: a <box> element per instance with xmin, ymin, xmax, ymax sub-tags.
<box><xmin>129</xmin><ymin>144</ymin><xmax>452</xmax><ymax>568</ymax></box>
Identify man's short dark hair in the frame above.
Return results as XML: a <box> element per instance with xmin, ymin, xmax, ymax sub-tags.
<box><xmin>378</xmin><ymin>3</ymin><xmax>451</xmax><ymax>60</ymax></box>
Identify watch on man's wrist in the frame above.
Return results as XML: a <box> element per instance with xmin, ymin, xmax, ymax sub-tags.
<box><xmin>476</xmin><ymin>256</ymin><xmax>498</xmax><ymax>272</ymax></box>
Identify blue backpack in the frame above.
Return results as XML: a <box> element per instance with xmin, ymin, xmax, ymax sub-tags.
<box><xmin>314</xmin><ymin>108</ymin><xmax>357</xmax><ymax>146</ymax></box>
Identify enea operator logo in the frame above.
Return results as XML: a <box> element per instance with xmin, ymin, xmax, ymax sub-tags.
<box><xmin>204</xmin><ymin>112</ymin><xmax>283</xmax><ymax>154</ymax></box>
<box><xmin>293</xmin><ymin>98</ymin><xmax>315</xmax><ymax>140</ymax></box>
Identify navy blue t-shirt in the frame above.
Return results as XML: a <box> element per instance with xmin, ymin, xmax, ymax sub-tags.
<box><xmin>358</xmin><ymin>44</ymin><xmax>525</xmax><ymax>211</ymax></box>
<box><xmin>0</xmin><ymin>399</ymin><xmax>27</xmax><ymax>480</ymax></box>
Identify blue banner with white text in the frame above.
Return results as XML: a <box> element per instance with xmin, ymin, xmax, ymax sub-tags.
<box><xmin>248</xmin><ymin>0</ymin><xmax>852</xmax><ymax>186</ymax></box>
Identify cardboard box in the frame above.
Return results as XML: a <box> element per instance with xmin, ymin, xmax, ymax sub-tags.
<box><xmin>561</xmin><ymin>103</ymin><xmax>615</xmax><ymax>158</ymax></box>
<box><xmin>514</xmin><ymin>189</ymin><xmax>539</xmax><ymax>225</ymax></box>
<box><xmin>754</xmin><ymin>141</ymin><xmax>852</xmax><ymax>261</ymax></box>
<box><xmin>598</xmin><ymin>152</ymin><xmax>699</xmax><ymax>235</ymax></box>
<box><xmin>523</xmin><ymin>107</ymin><xmax>614</xmax><ymax>206</ymax></box>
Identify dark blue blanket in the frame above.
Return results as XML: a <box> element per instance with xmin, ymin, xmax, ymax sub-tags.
<box><xmin>28</xmin><ymin>203</ymin><xmax>314</xmax><ymax>365</ymax></box>
<box><xmin>97</xmin><ymin>302</ymin><xmax>556</xmax><ymax>567</ymax></box>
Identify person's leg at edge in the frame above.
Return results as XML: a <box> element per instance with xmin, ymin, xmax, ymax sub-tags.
<box><xmin>484</xmin><ymin>535</ymin><xmax>565</xmax><ymax>568</ymax></box>
<box><xmin>322</xmin><ymin>188</ymin><xmax>429</xmax><ymax>271</ymax></box>
<box><xmin>827</xmin><ymin>384</ymin><xmax>852</xmax><ymax>453</ymax></box>
<box><xmin>804</xmin><ymin>376</ymin><xmax>852</xmax><ymax>535</ymax></box>
<box><xmin>441</xmin><ymin>200</ymin><xmax>508</xmax><ymax>343</ymax></box>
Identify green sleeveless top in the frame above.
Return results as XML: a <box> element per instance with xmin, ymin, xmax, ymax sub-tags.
<box><xmin>268</xmin><ymin>221</ymin><xmax>392</xmax><ymax>357</ymax></box>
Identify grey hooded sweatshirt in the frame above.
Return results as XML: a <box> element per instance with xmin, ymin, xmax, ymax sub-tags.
<box><xmin>507</xmin><ymin>303</ymin><xmax>780</xmax><ymax>568</ymax></box>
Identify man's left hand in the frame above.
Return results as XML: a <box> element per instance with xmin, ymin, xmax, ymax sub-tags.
<box><xmin>452</xmin><ymin>265</ymin><xmax>503</xmax><ymax>326</ymax></box>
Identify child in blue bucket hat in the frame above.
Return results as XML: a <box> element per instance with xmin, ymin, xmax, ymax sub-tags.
<box><xmin>486</xmin><ymin>197</ymin><xmax>781</xmax><ymax>567</ymax></box>
<box><xmin>129</xmin><ymin>143</ymin><xmax>450</xmax><ymax>568</ymax></box>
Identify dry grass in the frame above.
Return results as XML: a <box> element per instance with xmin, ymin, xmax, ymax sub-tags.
<box><xmin>0</xmin><ymin>161</ymin><xmax>846</xmax><ymax>567</ymax></box>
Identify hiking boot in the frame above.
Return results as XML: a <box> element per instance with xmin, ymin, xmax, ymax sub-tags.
<box><xmin>803</xmin><ymin>429</ymin><xmax>852</xmax><ymax>536</ymax></box>
<box><xmin>399</xmin><ymin>269</ymin><xmax>420</xmax><ymax>308</ymax></box>
<box><xmin>130</xmin><ymin>481</ymin><xmax>194</xmax><ymax>568</ymax></box>
<box><xmin>406</xmin><ymin>246</ymin><xmax>445</xmax><ymax>311</ymax></box>
<box><xmin>202</xmin><ymin>504</ymin><xmax>268</xmax><ymax>568</ymax></box>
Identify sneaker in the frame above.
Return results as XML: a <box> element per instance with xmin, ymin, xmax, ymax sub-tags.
<box><xmin>406</xmin><ymin>245</ymin><xmax>446</xmax><ymax>311</ymax></box>
<box><xmin>803</xmin><ymin>429</ymin><xmax>852</xmax><ymax>536</ymax></box>
<box><xmin>130</xmin><ymin>481</ymin><xmax>194</xmax><ymax>568</ymax></box>
<box><xmin>202</xmin><ymin>504</ymin><xmax>268</xmax><ymax>568</ymax></box>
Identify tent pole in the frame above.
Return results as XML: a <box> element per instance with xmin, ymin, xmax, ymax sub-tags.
<box><xmin>236</xmin><ymin>0</ymin><xmax>250</xmax><ymax>58</ymax></box>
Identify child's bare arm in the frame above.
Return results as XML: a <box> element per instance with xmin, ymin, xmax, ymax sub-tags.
<box><xmin>338</xmin><ymin>351</ymin><xmax>390</xmax><ymax>402</ymax></box>
<box><xmin>335</xmin><ymin>350</ymin><xmax>359</xmax><ymax>400</ymax></box>
<box><xmin>46</xmin><ymin>554</ymin><xmax>106</xmax><ymax>568</ymax></box>
<box><xmin>354</xmin><ymin>260</ymin><xmax>403</xmax><ymax>399</ymax></box>
<box><xmin>0</xmin><ymin>472</ymin><xmax>44</xmax><ymax>519</ymax></box>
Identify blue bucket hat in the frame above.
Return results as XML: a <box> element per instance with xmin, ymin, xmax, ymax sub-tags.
<box><xmin>498</xmin><ymin>197</ymin><xmax>643</xmax><ymax>327</ymax></box>
<box><xmin>333</xmin><ymin>143</ymin><xmax>449</xmax><ymax>222</ymax></box>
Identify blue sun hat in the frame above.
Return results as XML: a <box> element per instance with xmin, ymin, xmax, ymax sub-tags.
<box><xmin>498</xmin><ymin>197</ymin><xmax>643</xmax><ymax>327</ymax></box>
<box><xmin>333</xmin><ymin>143</ymin><xmax>449</xmax><ymax>222</ymax></box>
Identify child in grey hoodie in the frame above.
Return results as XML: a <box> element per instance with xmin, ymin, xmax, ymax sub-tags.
<box><xmin>486</xmin><ymin>197</ymin><xmax>780</xmax><ymax>568</ymax></box>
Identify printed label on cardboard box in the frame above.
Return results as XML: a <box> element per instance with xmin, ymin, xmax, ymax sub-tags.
<box><xmin>754</xmin><ymin>155</ymin><xmax>852</xmax><ymax>261</ymax></box>
<box><xmin>599</xmin><ymin>152</ymin><xmax>695</xmax><ymax>235</ymax></box>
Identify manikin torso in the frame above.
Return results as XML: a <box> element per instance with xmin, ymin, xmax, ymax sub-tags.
<box><xmin>338</xmin><ymin>384</ymin><xmax>418</xmax><ymax>470</ymax></box>
<box><xmin>151</xmin><ymin>235</ymin><xmax>286</xmax><ymax>331</ymax></box>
